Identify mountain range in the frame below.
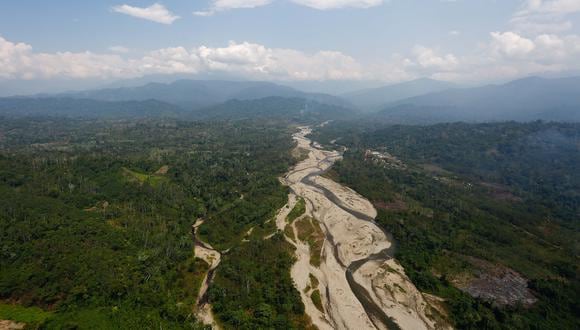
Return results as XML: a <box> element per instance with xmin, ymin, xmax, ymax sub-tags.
<box><xmin>60</xmin><ymin>80</ymin><xmax>350</xmax><ymax>109</ymax></box>
<box><xmin>375</xmin><ymin>76</ymin><xmax>580</xmax><ymax>123</ymax></box>
<box><xmin>343</xmin><ymin>78</ymin><xmax>455</xmax><ymax>111</ymax></box>
<box><xmin>0</xmin><ymin>76</ymin><xmax>579</xmax><ymax>122</ymax></box>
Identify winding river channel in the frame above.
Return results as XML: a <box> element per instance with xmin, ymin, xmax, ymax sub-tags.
<box><xmin>282</xmin><ymin>126</ymin><xmax>438</xmax><ymax>330</ymax></box>
<box><xmin>194</xmin><ymin>125</ymin><xmax>441</xmax><ymax>330</ymax></box>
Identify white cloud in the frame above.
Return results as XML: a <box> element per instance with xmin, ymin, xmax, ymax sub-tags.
<box><xmin>291</xmin><ymin>0</ymin><xmax>383</xmax><ymax>10</ymax></box>
<box><xmin>112</xmin><ymin>3</ymin><xmax>179</xmax><ymax>24</ymax></box>
<box><xmin>410</xmin><ymin>45</ymin><xmax>459</xmax><ymax>70</ymax></box>
<box><xmin>0</xmin><ymin>36</ymin><xmax>127</xmax><ymax>79</ymax></box>
<box><xmin>512</xmin><ymin>0</ymin><xmax>580</xmax><ymax>34</ymax></box>
<box><xmin>489</xmin><ymin>31</ymin><xmax>580</xmax><ymax>62</ymax></box>
<box><xmin>0</xmin><ymin>35</ymin><xmax>362</xmax><ymax>81</ymax></box>
<box><xmin>439</xmin><ymin>30</ymin><xmax>580</xmax><ymax>82</ymax></box>
<box><xmin>195</xmin><ymin>41</ymin><xmax>363</xmax><ymax>80</ymax></box>
<box><xmin>194</xmin><ymin>0</ymin><xmax>272</xmax><ymax>16</ymax></box>
<box><xmin>516</xmin><ymin>0</ymin><xmax>580</xmax><ymax>16</ymax></box>
<box><xmin>2</xmin><ymin>30</ymin><xmax>580</xmax><ymax>85</ymax></box>
<box><xmin>533</xmin><ymin>33</ymin><xmax>580</xmax><ymax>60</ymax></box>
<box><xmin>490</xmin><ymin>31</ymin><xmax>536</xmax><ymax>57</ymax></box>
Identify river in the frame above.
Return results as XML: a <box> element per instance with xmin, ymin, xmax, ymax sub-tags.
<box><xmin>193</xmin><ymin>125</ymin><xmax>443</xmax><ymax>330</ymax></box>
<box><xmin>282</xmin><ymin>126</ymin><xmax>439</xmax><ymax>330</ymax></box>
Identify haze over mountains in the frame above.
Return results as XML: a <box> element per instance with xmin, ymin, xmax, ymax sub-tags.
<box><xmin>343</xmin><ymin>78</ymin><xmax>455</xmax><ymax>111</ymax></box>
<box><xmin>0</xmin><ymin>76</ymin><xmax>579</xmax><ymax>122</ymax></box>
<box><xmin>60</xmin><ymin>80</ymin><xmax>349</xmax><ymax>109</ymax></box>
<box><xmin>0</xmin><ymin>98</ymin><xmax>183</xmax><ymax>119</ymax></box>
<box><xmin>377</xmin><ymin>76</ymin><xmax>580</xmax><ymax>123</ymax></box>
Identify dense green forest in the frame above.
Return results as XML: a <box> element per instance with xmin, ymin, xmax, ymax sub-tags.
<box><xmin>208</xmin><ymin>234</ymin><xmax>311</xmax><ymax>329</ymax></box>
<box><xmin>0</xmin><ymin>117</ymin><xmax>307</xmax><ymax>328</ymax></box>
<box><xmin>2</xmin><ymin>113</ymin><xmax>579</xmax><ymax>329</ymax></box>
<box><xmin>315</xmin><ymin>121</ymin><xmax>580</xmax><ymax>329</ymax></box>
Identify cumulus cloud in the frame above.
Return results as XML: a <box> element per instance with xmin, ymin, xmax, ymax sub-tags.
<box><xmin>0</xmin><ymin>36</ymin><xmax>363</xmax><ymax>81</ymax></box>
<box><xmin>437</xmin><ymin>30</ymin><xmax>580</xmax><ymax>82</ymax></box>
<box><xmin>489</xmin><ymin>31</ymin><xmax>580</xmax><ymax>61</ymax></box>
<box><xmin>192</xmin><ymin>41</ymin><xmax>363</xmax><ymax>80</ymax></box>
<box><xmin>2</xmin><ymin>30</ymin><xmax>580</xmax><ymax>85</ymax></box>
<box><xmin>112</xmin><ymin>3</ymin><xmax>180</xmax><ymax>24</ymax></box>
<box><xmin>490</xmin><ymin>31</ymin><xmax>536</xmax><ymax>57</ymax></box>
<box><xmin>410</xmin><ymin>45</ymin><xmax>459</xmax><ymax>70</ymax></box>
<box><xmin>291</xmin><ymin>0</ymin><xmax>383</xmax><ymax>10</ymax></box>
<box><xmin>0</xmin><ymin>36</ymin><xmax>128</xmax><ymax>79</ymax></box>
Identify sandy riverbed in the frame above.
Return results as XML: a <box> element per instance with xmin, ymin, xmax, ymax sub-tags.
<box><xmin>280</xmin><ymin>126</ymin><xmax>447</xmax><ymax>330</ymax></box>
<box><xmin>192</xmin><ymin>219</ymin><xmax>221</xmax><ymax>329</ymax></box>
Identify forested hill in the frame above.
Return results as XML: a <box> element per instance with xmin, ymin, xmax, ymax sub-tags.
<box><xmin>313</xmin><ymin>120</ymin><xmax>580</xmax><ymax>329</ymax></box>
<box><xmin>343</xmin><ymin>78</ymin><xmax>455</xmax><ymax>111</ymax></box>
<box><xmin>0</xmin><ymin>96</ymin><xmax>354</xmax><ymax>122</ymax></box>
<box><xmin>359</xmin><ymin>122</ymin><xmax>580</xmax><ymax>223</ymax></box>
<box><xmin>0</xmin><ymin>117</ymin><xmax>310</xmax><ymax>328</ymax></box>
<box><xmin>192</xmin><ymin>96</ymin><xmax>355</xmax><ymax>121</ymax></box>
<box><xmin>0</xmin><ymin>97</ymin><xmax>183</xmax><ymax>118</ymax></box>
<box><xmin>59</xmin><ymin>79</ymin><xmax>350</xmax><ymax>109</ymax></box>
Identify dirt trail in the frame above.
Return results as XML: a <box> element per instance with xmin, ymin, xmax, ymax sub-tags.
<box><xmin>279</xmin><ymin>126</ymin><xmax>447</xmax><ymax>330</ymax></box>
<box><xmin>192</xmin><ymin>219</ymin><xmax>221</xmax><ymax>329</ymax></box>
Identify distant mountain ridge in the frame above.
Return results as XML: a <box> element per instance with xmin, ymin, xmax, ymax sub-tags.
<box><xmin>2</xmin><ymin>76</ymin><xmax>579</xmax><ymax>123</ymax></box>
<box><xmin>195</xmin><ymin>97</ymin><xmax>355</xmax><ymax>121</ymax></box>
<box><xmin>61</xmin><ymin>79</ymin><xmax>350</xmax><ymax>109</ymax></box>
<box><xmin>375</xmin><ymin>76</ymin><xmax>580</xmax><ymax>123</ymax></box>
<box><xmin>343</xmin><ymin>78</ymin><xmax>456</xmax><ymax>111</ymax></box>
<box><xmin>0</xmin><ymin>96</ymin><xmax>354</xmax><ymax>121</ymax></box>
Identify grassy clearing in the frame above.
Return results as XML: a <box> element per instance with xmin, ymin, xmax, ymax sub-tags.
<box><xmin>309</xmin><ymin>273</ymin><xmax>319</xmax><ymax>289</ymax></box>
<box><xmin>179</xmin><ymin>257</ymin><xmax>210</xmax><ymax>299</ymax></box>
<box><xmin>284</xmin><ymin>223</ymin><xmax>296</xmax><ymax>242</ymax></box>
<box><xmin>310</xmin><ymin>290</ymin><xmax>324</xmax><ymax>313</ymax></box>
<box><xmin>247</xmin><ymin>219</ymin><xmax>277</xmax><ymax>240</ymax></box>
<box><xmin>286</xmin><ymin>197</ymin><xmax>306</xmax><ymax>223</ymax></box>
<box><xmin>295</xmin><ymin>217</ymin><xmax>325</xmax><ymax>267</ymax></box>
<box><xmin>122</xmin><ymin>167</ymin><xmax>169</xmax><ymax>187</ymax></box>
<box><xmin>0</xmin><ymin>303</ymin><xmax>53</xmax><ymax>326</ymax></box>
<box><xmin>291</xmin><ymin>147</ymin><xmax>310</xmax><ymax>162</ymax></box>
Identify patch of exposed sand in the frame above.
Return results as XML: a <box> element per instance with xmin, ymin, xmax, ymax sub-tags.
<box><xmin>0</xmin><ymin>320</ymin><xmax>25</xmax><ymax>330</ymax></box>
<box><xmin>192</xmin><ymin>219</ymin><xmax>221</xmax><ymax>329</ymax></box>
<box><xmin>353</xmin><ymin>259</ymin><xmax>449</xmax><ymax>330</ymax></box>
<box><xmin>155</xmin><ymin>165</ymin><xmax>170</xmax><ymax>175</ymax></box>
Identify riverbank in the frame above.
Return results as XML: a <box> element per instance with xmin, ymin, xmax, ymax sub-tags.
<box><xmin>281</xmin><ymin>126</ymin><xmax>444</xmax><ymax>330</ymax></box>
<box><xmin>192</xmin><ymin>219</ymin><xmax>221</xmax><ymax>329</ymax></box>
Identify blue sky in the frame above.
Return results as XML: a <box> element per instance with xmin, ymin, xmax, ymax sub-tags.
<box><xmin>1</xmin><ymin>0</ymin><xmax>580</xmax><ymax>90</ymax></box>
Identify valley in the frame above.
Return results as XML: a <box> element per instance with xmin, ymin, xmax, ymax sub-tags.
<box><xmin>275</xmin><ymin>126</ymin><xmax>443</xmax><ymax>329</ymax></box>
<box><xmin>0</xmin><ymin>82</ymin><xmax>578</xmax><ymax>330</ymax></box>
<box><xmin>3</xmin><ymin>2</ymin><xmax>580</xmax><ymax>328</ymax></box>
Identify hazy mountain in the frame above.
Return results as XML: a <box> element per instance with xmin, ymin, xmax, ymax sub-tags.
<box><xmin>61</xmin><ymin>80</ymin><xmax>350</xmax><ymax>109</ymax></box>
<box><xmin>0</xmin><ymin>95</ymin><xmax>354</xmax><ymax>121</ymax></box>
<box><xmin>193</xmin><ymin>97</ymin><xmax>355</xmax><ymax>121</ymax></box>
<box><xmin>375</xmin><ymin>76</ymin><xmax>580</xmax><ymax>123</ymax></box>
<box><xmin>0</xmin><ymin>97</ymin><xmax>183</xmax><ymax>118</ymax></box>
<box><xmin>343</xmin><ymin>78</ymin><xmax>456</xmax><ymax>111</ymax></box>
